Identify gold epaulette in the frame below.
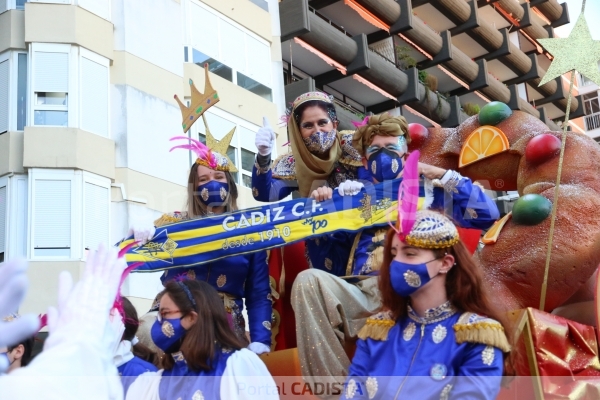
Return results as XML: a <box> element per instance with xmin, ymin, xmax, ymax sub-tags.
<box><xmin>357</xmin><ymin>311</ymin><xmax>395</xmax><ymax>341</ymax></box>
<box><xmin>272</xmin><ymin>154</ymin><xmax>296</xmax><ymax>180</ymax></box>
<box><xmin>453</xmin><ymin>312</ymin><xmax>511</xmax><ymax>353</ymax></box>
<box><xmin>154</xmin><ymin>212</ymin><xmax>186</xmax><ymax>227</ymax></box>
<box><xmin>338</xmin><ymin>130</ymin><xmax>363</xmax><ymax>167</ymax></box>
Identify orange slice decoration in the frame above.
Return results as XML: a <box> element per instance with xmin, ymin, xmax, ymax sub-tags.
<box><xmin>459</xmin><ymin>125</ymin><xmax>510</xmax><ymax>167</ymax></box>
<box><xmin>482</xmin><ymin>212</ymin><xmax>512</xmax><ymax>244</ymax></box>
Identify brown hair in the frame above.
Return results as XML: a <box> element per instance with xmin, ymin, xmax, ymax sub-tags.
<box><xmin>120</xmin><ymin>296</ymin><xmax>158</xmax><ymax>365</ymax></box>
<box><xmin>352</xmin><ymin>112</ymin><xmax>409</xmax><ymax>157</ymax></box>
<box><xmin>378</xmin><ymin>227</ymin><xmax>512</xmax><ymax>339</ymax></box>
<box><xmin>186</xmin><ymin>162</ymin><xmax>239</xmax><ymax>218</ymax></box>
<box><xmin>159</xmin><ymin>280</ymin><xmax>245</xmax><ymax>372</ymax></box>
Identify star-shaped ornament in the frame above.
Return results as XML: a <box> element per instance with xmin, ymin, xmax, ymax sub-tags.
<box><xmin>201</xmin><ymin>115</ymin><xmax>238</xmax><ymax>172</ymax></box>
<box><xmin>538</xmin><ymin>14</ymin><xmax>600</xmax><ymax>87</ymax></box>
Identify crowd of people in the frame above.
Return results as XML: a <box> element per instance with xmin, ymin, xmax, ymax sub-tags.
<box><xmin>0</xmin><ymin>91</ymin><xmax>511</xmax><ymax>399</ymax></box>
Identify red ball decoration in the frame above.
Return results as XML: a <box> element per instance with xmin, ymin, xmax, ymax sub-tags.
<box><xmin>525</xmin><ymin>134</ymin><xmax>561</xmax><ymax>165</ymax></box>
<box><xmin>408</xmin><ymin>123</ymin><xmax>428</xmax><ymax>150</ymax></box>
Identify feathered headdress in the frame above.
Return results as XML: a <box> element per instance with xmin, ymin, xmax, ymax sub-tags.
<box><xmin>388</xmin><ymin>149</ymin><xmax>459</xmax><ymax>248</ymax></box>
<box><xmin>169</xmin><ymin>136</ymin><xmax>231</xmax><ymax>171</ymax></box>
<box><xmin>390</xmin><ymin>150</ymin><xmax>420</xmax><ymax>242</ymax></box>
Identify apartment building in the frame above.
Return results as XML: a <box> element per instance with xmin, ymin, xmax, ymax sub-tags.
<box><xmin>0</xmin><ymin>0</ymin><xmax>286</xmax><ymax>313</ymax></box>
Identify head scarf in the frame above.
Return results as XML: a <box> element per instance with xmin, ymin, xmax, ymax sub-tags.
<box><xmin>352</xmin><ymin>112</ymin><xmax>410</xmax><ymax>158</ymax></box>
<box><xmin>288</xmin><ymin>92</ymin><xmax>343</xmax><ymax>197</ymax></box>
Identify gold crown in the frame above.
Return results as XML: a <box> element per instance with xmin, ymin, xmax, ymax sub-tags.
<box><xmin>174</xmin><ymin>64</ymin><xmax>220</xmax><ymax>133</ymax></box>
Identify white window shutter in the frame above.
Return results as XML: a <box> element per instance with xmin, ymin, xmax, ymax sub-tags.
<box><xmin>80</xmin><ymin>56</ymin><xmax>108</xmax><ymax>136</ymax></box>
<box><xmin>34</xmin><ymin>52</ymin><xmax>69</xmax><ymax>93</ymax></box>
<box><xmin>220</xmin><ymin>21</ymin><xmax>246</xmax><ymax>73</ymax></box>
<box><xmin>34</xmin><ymin>180</ymin><xmax>71</xmax><ymax>249</ymax></box>
<box><xmin>0</xmin><ymin>60</ymin><xmax>9</xmax><ymax>133</ymax></box>
<box><xmin>84</xmin><ymin>182</ymin><xmax>109</xmax><ymax>250</ymax></box>
<box><xmin>190</xmin><ymin>4</ymin><xmax>219</xmax><ymax>60</ymax></box>
<box><xmin>0</xmin><ymin>186</ymin><xmax>6</xmax><ymax>253</ymax></box>
<box><xmin>246</xmin><ymin>36</ymin><xmax>271</xmax><ymax>87</ymax></box>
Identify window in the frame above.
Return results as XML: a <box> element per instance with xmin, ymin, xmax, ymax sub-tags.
<box><xmin>17</xmin><ymin>53</ymin><xmax>27</xmax><ymax>130</ymax></box>
<box><xmin>79</xmin><ymin>48</ymin><xmax>109</xmax><ymax>137</ymax></box>
<box><xmin>248</xmin><ymin>0</ymin><xmax>268</xmax><ymax>11</ymax></box>
<box><xmin>83</xmin><ymin>175</ymin><xmax>109</xmax><ymax>250</ymax></box>
<box><xmin>188</xmin><ymin>0</ymin><xmax>273</xmax><ymax>101</ymax></box>
<box><xmin>31</xmin><ymin>44</ymin><xmax>70</xmax><ymax>127</ymax></box>
<box><xmin>0</xmin><ymin>53</ymin><xmax>8</xmax><ymax>134</ymax></box>
<box><xmin>29</xmin><ymin>44</ymin><xmax>110</xmax><ymax>136</ymax></box>
<box><xmin>29</xmin><ymin>169</ymin><xmax>110</xmax><ymax>259</ymax></box>
<box><xmin>0</xmin><ymin>185</ymin><xmax>6</xmax><ymax>263</ymax></box>
<box><xmin>191</xmin><ymin>110</ymin><xmax>262</xmax><ymax>189</ymax></box>
<box><xmin>33</xmin><ymin>179</ymin><xmax>72</xmax><ymax>257</ymax></box>
<box><xmin>583</xmin><ymin>92</ymin><xmax>600</xmax><ymax>131</ymax></box>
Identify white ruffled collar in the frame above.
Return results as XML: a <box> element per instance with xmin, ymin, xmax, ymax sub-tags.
<box><xmin>113</xmin><ymin>340</ymin><xmax>135</xmax><ymax>368</ymax></box>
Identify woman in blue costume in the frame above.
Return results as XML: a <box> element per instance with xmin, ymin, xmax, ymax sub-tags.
<box><xmin>114</xmin><ymin>296</ymin><xmax>158</xmax><ymax>395</ymax></box>
<box><xmin>342</xmin><ymin>210</ymin><xmax>511</xmax><ymax>400</ymax></box>
<box><xmin>252</xmin><ymin>91</ymin><xmax>367</xmax><ymax>202</ymax></box>
<box><xmin>126</xmin><ymin>280</ymin><xmax>278</xmax><ymax>400</ymax></box>
<box><xmin>132</xmin><ymin>138</ymin><xmax>272</xmax><ymax>355</ymax></box>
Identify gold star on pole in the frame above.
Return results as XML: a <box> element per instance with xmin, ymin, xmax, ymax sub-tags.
<box><xmin>201</xmin><ymin>115</ymin><xmax>238</xmax><ymax>172</ymax></box>
<box><xmin>538</xmin><ymin>14</ymin><xmax>600</xmax><ymax>86</ymax></box>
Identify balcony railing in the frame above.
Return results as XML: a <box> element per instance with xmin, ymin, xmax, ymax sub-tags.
<box><xmin>585</xmin><ymin>112</ymin><xmax>600</xmax><ymax>132</ymax></box>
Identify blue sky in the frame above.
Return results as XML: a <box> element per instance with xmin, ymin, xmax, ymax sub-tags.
<box><xmin>554</xmin><ymin>0</ymin><xmax>600</xmax><ymax>38</ymax></box>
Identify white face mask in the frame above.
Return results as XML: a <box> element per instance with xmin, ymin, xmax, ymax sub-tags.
<box><xmin>302</xmin><ymin>130</ymin><xmax>337</xmax><ymax>155</ymax></box>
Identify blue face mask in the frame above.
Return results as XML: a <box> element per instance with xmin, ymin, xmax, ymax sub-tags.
<box><xmin>150</xmin><ymin>317</ymin><xmax>187</xmax><ymax>353</ymax></box>
<box><xmin>389</xmin><ymin>259</ymin><xmax>439</xmax><ymax>297</ymax></box>
<box><xmin>367</xmin><ymin>147</ymin><xmax>404</xmax><ymax>182</ymax></box>
<box><xmin>0</xmin><ymin>352</ymin><xmax>12</xmax><ymax>373</ymax></box>
<box><xmin>197</xmin><ymin>180</ymin><xmax>229</xmax><ymax>207</ymax></box>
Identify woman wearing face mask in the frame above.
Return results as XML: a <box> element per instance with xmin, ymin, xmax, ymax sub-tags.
<box><xmin>341</xmin><ymin>210</ymin><xmax>511</xmax><ymax>400</ymax></box>
<box><xmin>131</xmin><ymin>138</ymin><xmax>272</xmax><ymax>356</ymax></box>
<box><xmin>126</xmin><ymin>280</ymin><xmax>278</xmax><ymax>400</ymax></box>
<box><xmin>252</xmin><ymin>91</ymin><xmax>367</xmax><ymax>202</ymax></box>
<box><xmin>0</xmin><ymin>314</ymin><xmax>35</xmax><ymax>375</ymax></box>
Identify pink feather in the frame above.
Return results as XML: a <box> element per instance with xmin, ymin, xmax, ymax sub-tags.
<box><xmin>351</xmin><ymin>116</ymin><xmax>369</xmax><ymax>128</ymax></box>
<box><xmin>169</xmin><ymin>136</ymin><xmax>217</xmax><ymax>168</ymax></box>
<box><xmin>398</xmin><ymin>151</ymin><xmax>420</xmax><ymax>241</ymax></box>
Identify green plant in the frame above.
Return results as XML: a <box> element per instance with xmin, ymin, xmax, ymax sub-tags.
<box><xmin>418</xmin><ymin>69</ymin><xmax>428</xmax><ymax>83</ymax></box>
<box><xmin>395</xmin><ymin>45</ymin><xmax>417</xmax><ymax>70</ymax></box>
<box><xmin>462</xmin><ymin>103</ymin><xmax>481</xmax><ymax>117</ymax></box>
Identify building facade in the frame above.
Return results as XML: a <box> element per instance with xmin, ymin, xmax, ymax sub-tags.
<box><xmin>0</xmin><ymin>0</ymin><xmax>287</xmax><ymax>313</ymax></box>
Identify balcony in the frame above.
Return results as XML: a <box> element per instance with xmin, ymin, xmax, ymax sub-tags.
<box><xmin>585</xmin><ymin>112</ymin><xmax>600</xmax><ymax>132</ymax></box>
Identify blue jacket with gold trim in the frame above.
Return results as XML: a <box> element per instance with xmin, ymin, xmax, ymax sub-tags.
<box><xmin>342</xmin><ymin>303</ymin><xmax>510</xmax><ymax>400</ymax></box>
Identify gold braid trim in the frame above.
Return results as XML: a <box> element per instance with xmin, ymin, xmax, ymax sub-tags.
<box><xmin>154</xmin><ymin>213</ymin><xmax>184</xmax><ymax>227</ymax></box>
<box><xmin>453</xmin><ymin>322</ymin><xmax>511</xmax><ymax>353</ymax></box>
<box><xmin>357</xmin><ymin>311</ymin><xmax>395</xmax><ymax>341</ymax></box>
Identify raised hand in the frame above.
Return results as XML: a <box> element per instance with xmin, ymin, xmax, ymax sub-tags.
<box><xmin>255</xmin><ymin>116</ymin><xmax>276</xmax><ymax>157</ymax></box>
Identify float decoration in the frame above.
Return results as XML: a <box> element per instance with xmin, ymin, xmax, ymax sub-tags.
<box><xmin>537</xmin><ymin>0</ymin><xmax>600</xmax><ymax>310</ymax></box>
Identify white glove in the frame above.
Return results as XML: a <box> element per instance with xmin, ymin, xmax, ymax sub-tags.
<box><xmin>127</xmin><ymin>224</ymin><xmax>156</xmax><ymax>246</ymax></box>
<box><xmin>44</xmin><ymin>244</ymin><xmax>126</xmax><ymax>351</ymax></box>
<box><xmin>255</xmin><ymin>116</ymin><xmax>276</xmax><ymax>157</ymax></box>
<box><xmin>337</xmin><ymin>180</ymin><xmax>365</xmax><ymax>196</ymax></box>
<box><xmin>247</xmin><ymin>341</ymin><xmax>271</xmax><ymax>355</ymax></box>
<box><xmin>0</xmin><ymin>259</ymin><xmax>39</xmax><ymax>372</ymax></box>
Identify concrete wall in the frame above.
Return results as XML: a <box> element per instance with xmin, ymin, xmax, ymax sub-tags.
<box><xmin>23</xmin><ymin>126</ymin><xmax>116</xmax><ymax>179</ymax></box>
<box><xmin>0</xmin><ymin>131</ymin><xmax>25</xmax><ymax>176</ymax></box>
<box><xmin>24</xmin><ymin>3</ymin><xmax>114</xmax><ymax>60</ymax></box>
<box><xmin>0</xmin><ymin>10</ymin><xmax>26</xmax><ymax>54</ymax></box>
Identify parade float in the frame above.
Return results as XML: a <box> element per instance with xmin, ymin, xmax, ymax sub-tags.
<box><xmin>119</xmin><ymin>4</ymin><xmax>600</xmax><ymax>398</ymax></box>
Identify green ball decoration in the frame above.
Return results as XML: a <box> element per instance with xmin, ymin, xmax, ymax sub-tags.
<box><xmin>512</xmin><ymin>194</ymin><xmax>552</xmax><ymax>226</ymax></box>
<box><xmin>479</xmin><ymin>102</ymin><xmax>513</xmax><ymax>126</ymax></box>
